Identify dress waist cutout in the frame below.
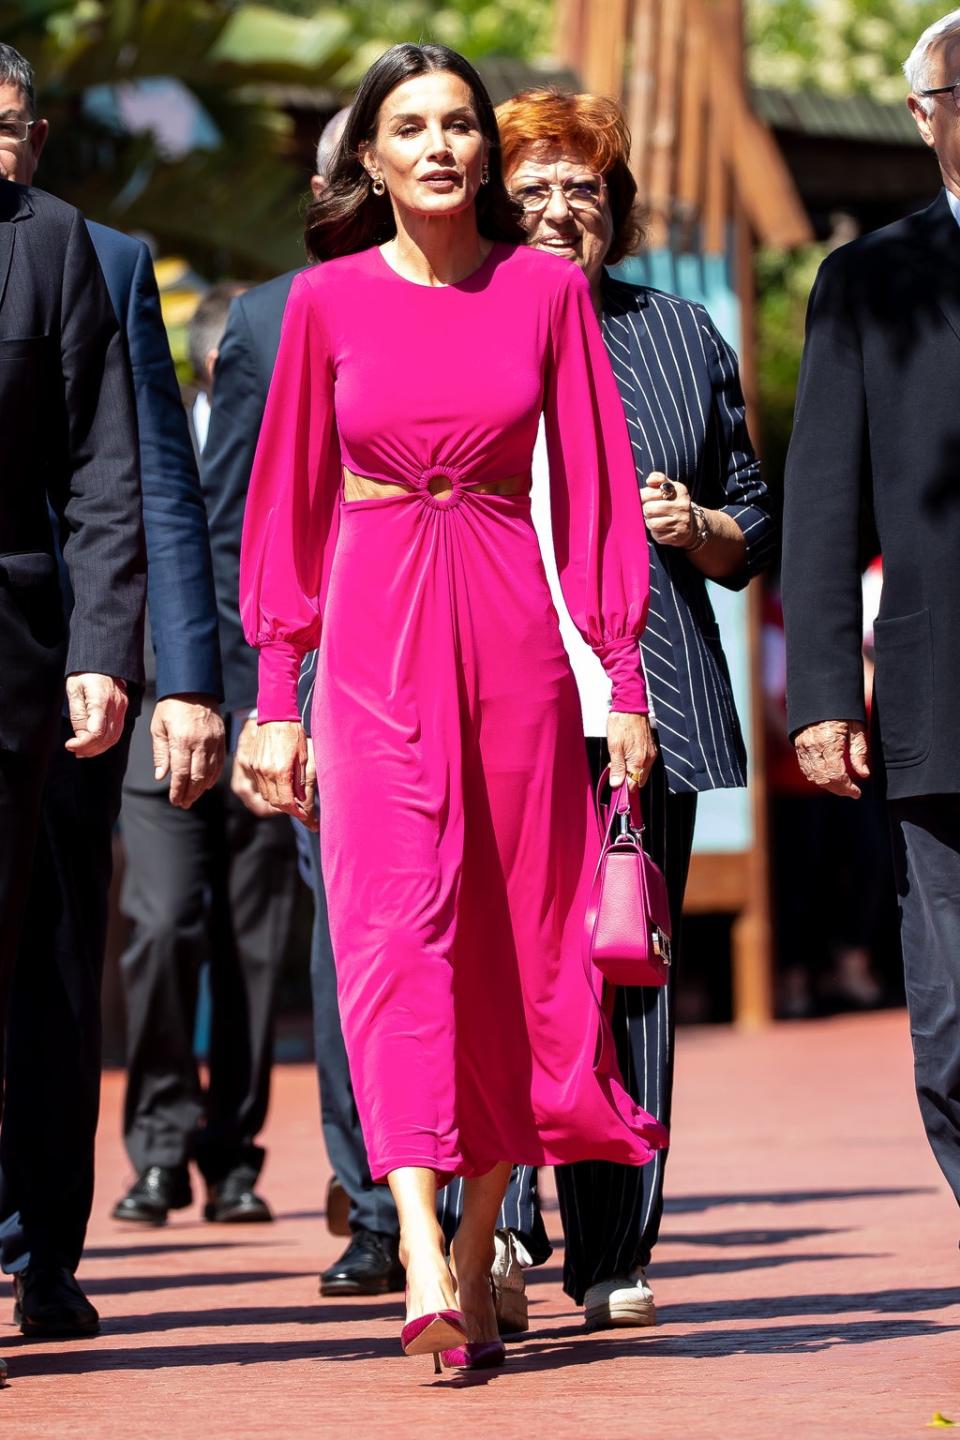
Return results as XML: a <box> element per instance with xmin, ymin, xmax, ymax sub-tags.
<box><xmin>342</xmin><ymin>465</ymin><xmax>530</xmax><ymax>505</ymax></box>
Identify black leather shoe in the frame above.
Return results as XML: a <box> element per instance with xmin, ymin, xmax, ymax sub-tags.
<box><xmin>319</xmin><ymin>1230</ymin><xmax>405</xmax><ymax>1297</ymax></box>
<box><xmin>112</xmin><ymin>1165</ymin><xmax>192</xmax><ymax>1225</ymax></box>
<box><xmin>204</xmin><ymin>1169</ymin><xmax>273</xmax><ymax>1224</ymax></box>
<box><xmin>13</xmin><ymin>1267</ymin><xmax>100</xmax><ymax>1339</ymax></box>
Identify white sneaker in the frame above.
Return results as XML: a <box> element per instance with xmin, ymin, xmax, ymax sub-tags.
<box><xmin>583</xmin><ymin>1268</ymin><xmax>656</xmax><ymax>1330</ymax></box>
<box><xmin>491</xmin><ymin>1228</ymin><xmax>530</xmax><ymax>1334</ymax></box>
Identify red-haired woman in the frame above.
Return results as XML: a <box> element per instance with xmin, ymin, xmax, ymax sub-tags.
<box><xmin>462</xmin><ymin>88</ymin><xmax>774</xmax><ymax>1332</ymax></box>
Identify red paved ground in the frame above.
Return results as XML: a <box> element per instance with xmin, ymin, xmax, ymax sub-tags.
<box><xmin>3</xmin><ymin>1011</ymin><xmax>959</xmax><ymax>1438</ymax></box>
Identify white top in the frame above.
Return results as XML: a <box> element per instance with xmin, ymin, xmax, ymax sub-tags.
<box><xmin>193</xmin><ymin>390</ymin><xmax>211</xmax><ymax>455</ymax></box>
<box><xmin>530</xmin><ymin>421</ymin><xmax>653</xmax><ymax>737</ymax></box>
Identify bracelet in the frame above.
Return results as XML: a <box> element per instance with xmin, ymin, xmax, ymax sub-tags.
<box><xmin>685</xmin><ymin>503</ymin><xmax>710</xmax><ymax>554</ymax></box>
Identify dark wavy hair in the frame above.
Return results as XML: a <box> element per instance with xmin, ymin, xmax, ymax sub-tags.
<box><xmin>304</xmin><ymin>43</ymin><xmax>526</xmax><ymax>262</ymax></box>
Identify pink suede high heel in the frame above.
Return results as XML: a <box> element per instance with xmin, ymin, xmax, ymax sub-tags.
<box><xmin>440</xmin><ymin>1338</ymin><xmax>506</xmax><ymax>1371</ymax></box>
<box><xmin>440</xmin><ymin>1274</ymin><xmax>505</xmax><ymax>1370</ymax></box>
<box><xmin>400</xmin><ymin>1310</ymin><xmax>468</xmax><ymax>1374</ymax></box>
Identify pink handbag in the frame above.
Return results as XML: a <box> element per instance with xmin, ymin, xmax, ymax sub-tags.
<box><xmin>584</xmin><ymin>767</ymin><xmax>673</xmax><ymax>989</ymax></box>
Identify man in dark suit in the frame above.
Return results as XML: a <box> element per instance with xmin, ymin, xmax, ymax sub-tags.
<box><xmin>113</xmin><ymin>285</ymin><xmax>299</xmax><ymax>1232</ymax></box>
<box><xmin>0</xmin><ymin>45</ymin><xmax>224</xmax><ymax>1338</ymax></box>
<box><xmin>783</xmin><ymin>11</ymin><xmax>960</xmax><ymax>1221</ymax></box>
<box><xmin>205</xmin><ymin>107</ymin><xmax>402</xmax><ymax>1296</ymax></box>
<box><xmin>0</xmin><ymin>165</ymin><xmax>146</xmax><ymax>1370</ymax></box>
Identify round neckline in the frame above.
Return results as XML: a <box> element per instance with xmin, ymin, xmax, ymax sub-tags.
<box><xmin>374</xmin><ymin>241</ymin><xmax>501</xmax><ymax>290</ymax></box>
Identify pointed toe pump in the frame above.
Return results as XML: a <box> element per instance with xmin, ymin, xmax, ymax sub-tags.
<box><xmin>440</xmin><ymin>1339</ymin><xmax>506</xmax><ymax>1372</ymax></box>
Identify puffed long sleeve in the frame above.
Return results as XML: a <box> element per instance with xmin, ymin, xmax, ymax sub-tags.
<box><xmin>544</xmin><ymin>266</ymin><xmax>650</xmax><ymax>713</ymax></box>
<box><xmin>239</xmin><ymin>273</ymin><xmax>341</xmax><ymax>721</ymax></box>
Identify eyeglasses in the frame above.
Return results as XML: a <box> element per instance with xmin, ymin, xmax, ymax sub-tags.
<box><xmin>918</xmin><ymin>79</ymin><xmax>960</xmax><ymax>109</ymax></box>
<box><xmin>508</xmin><ymin>173</ymin><xmax>606</xmax><ymax>214</ymax></box>
<box><xmin>0</xmin><ymin>119</ymin><xmax>36</xmax><ymax>147</ymax></box>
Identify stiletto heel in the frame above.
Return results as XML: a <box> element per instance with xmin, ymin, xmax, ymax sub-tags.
<box><xmin>400</xmin><ymin>1309</ymin><xmax>468</xmax><ymax>1364</ymax></box>
<box><xmin>433</xmin><ymin>1353</ymin><xmax>442</xmax><ymax>1376</ymax></box>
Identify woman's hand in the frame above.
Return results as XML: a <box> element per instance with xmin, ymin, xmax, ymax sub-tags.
<box><xmin>640</xmin><ymin>472</ymin><xmax>696</xmax><ymax>548</ymax></box>
<box><xmin>607</xmin><ymin>711</ymin><xmax>657</xmax><ymax>790</ymax></box>
<box><xmin>252</xmin><ymin>720</ymin><xmax>316</xmax><ymax>827</ymax></box>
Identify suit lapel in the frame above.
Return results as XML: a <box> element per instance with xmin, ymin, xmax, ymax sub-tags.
<box><xmin>0</xmin><ymin>182</ymin><xmax>34</xmax><ymax>314</ymax></box>
<box><xmin>601</xmin><ymin>276</ymin><xmax>653</xmax><ymax>472</ymax></box>
<box><xmin>0</xmin><ymin>223</ymin><xmax>14</xmax><ymax>313</ymax></box>
<box><xmin>901</xmin><ymin>191</ymin><xmax>960</xmax><ymax>347</ymax></box>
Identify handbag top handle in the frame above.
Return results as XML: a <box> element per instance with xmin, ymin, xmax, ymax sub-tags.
<box><xmin>595</xmin><ymin>764</ymin><xmax>644</xmax><ymax>840</ymax></box>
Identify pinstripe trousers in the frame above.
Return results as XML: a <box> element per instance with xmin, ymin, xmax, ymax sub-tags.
<box><xmin>440</xmin><ymin>742</ymin><xmax>697</xmax><ymax>1300</ymax></box>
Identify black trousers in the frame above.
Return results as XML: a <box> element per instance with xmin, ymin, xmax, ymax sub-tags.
<box><xmin>119</xmin><ymin>771</ymin><xmax>298</xmax><ymax>1182</ymax></box>
<box><xmin>0</xmin><ymin>718</ymin><xmax>131</xmax><ymax>1274</ymax></box>
<box><xmin>0</xmin><ymin>748</ymin><xmax>50</xmax><ymax>1065</ymax></box>
<box><xmin>890</xmin><ymin>795</ymin><xmax>960</xmax><ymax>1205</ymax></box>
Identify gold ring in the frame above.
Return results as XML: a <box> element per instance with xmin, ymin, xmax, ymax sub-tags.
<box><xmin>628</xmin><ymin>769</ymin><xmax>644</xmax><ymax>785</ymax></box>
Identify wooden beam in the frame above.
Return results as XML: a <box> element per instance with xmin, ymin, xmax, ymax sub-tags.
<box><xmin>553</xmin><ymin>0</ymin><xmax>587</xmax><ymax>76</ymax></box>
<box><xmin>583</xmin><ymin>0</ymin><xmax>630</xmax><ymax>100</ymax></box>
<box><xmin>627</xmin><ymin>0</ymin><xmax>660</xmax><ymax>201</ymax></box>
<box><xmin>646</xmin><ymin>0</ymin><xmax>684</xmax><ymax>245</ymax></box>
<box><xmin>683</xmin><ymin>852</ymin><xmax>749</xmax><ymax>914</ymax></box>
<box><xmin>676</xmin><ymin>0</ymin><xmax>707</xmax><ymax>229</ymax></box>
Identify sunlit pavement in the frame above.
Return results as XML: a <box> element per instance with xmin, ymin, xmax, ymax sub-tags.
<box><xmin>4</xmin><ymin>1010</ymin><xmax>958</xmax><ymax>1438</ymax></box>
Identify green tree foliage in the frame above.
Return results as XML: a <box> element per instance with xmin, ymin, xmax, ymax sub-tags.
<box><xmin>755</xmin><ymin>242</ymin><xmax>828</xmax><ymax>499</ymax></box>
<box><xmin>261</xmin><ymin>0</ymin><xmax>553</xmax><ymax>65</ymax></box>
<box><xmin>749</xmin><ymin>0</ymin><xmax>947</xmax><ymax>98</ymax></box>
<box><xmin>0</xmin><ymin>0</ymin><xmax>358</xmax><ymax>275</ymax></box>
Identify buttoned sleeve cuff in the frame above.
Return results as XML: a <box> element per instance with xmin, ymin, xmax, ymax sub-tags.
<box><xmin>724</xmin><ymin>500</ymin><xmax>777</xmax><ymax>583</ymax></box>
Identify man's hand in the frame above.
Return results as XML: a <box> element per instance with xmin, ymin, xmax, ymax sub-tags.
<box><xmin>231</xmin><ymin>715</ymin><xmax>282</xmax><ymax>819</ymax></box>
<box><xmin>151</xmin><ymin>694</ymin><xmax>225</xmax><ymax>809</ymax></box>
<box><xmin>65</xmin><ymin>674</ymin><xmax>128</xmax><ymax>758</ymax></box>
<box><xmin>794</xmin><ymin>719</ymin><xmax>870</xmax><ymax>799</ymax></box>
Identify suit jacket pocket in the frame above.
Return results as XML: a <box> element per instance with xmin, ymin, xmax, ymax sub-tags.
<box><xmin>873</xmin><ymin>608</ymin><xmax>933</xmax><ymax>767</ymax></box>
<box><xmin>0</xmin><ymin>550</ymin><xmax>58</xmax><ymax>588</ymax></box>
<box><xmin>0</xmin><ymin>336</ymin><xmax>46</xmax><ymax>361</ymax></box>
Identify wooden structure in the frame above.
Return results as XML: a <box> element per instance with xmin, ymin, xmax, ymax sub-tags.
<box><xmin>554</xmin><ymin>0</ymin><xmax>812</xmax><ymax>1028</ymax></box>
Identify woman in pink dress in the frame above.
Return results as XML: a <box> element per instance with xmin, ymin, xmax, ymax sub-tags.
<box><xmin>240</xmin><ymin>43</ymin><xmax>665</xmax><ymax>1371</ymax></box>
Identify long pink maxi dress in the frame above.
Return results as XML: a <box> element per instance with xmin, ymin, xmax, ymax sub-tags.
<box><xmin>240</xmin><ymin>241</ymin><xmax>669</xmax><ymax>1184</ymax></box>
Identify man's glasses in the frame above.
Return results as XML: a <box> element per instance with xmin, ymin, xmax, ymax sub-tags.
<box><xmin>508</xmin><ymin>173</ymin><xmax>606</xmax><ymax>215</ymax></box>
<box><xmin>0</xmin><ymin>119</ymin><xmax>36</xmax><ymax>147</ymax></box>
<box><xmin>918</xmin><ymin>80</ymin><xmax>960</xmax><ymax>110</ymax></box>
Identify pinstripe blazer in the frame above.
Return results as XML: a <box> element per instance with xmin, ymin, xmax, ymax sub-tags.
<box><xmin>601</xmin><ymin>274</ymin><xmax>774</xmax><ymax>794</ymax></box>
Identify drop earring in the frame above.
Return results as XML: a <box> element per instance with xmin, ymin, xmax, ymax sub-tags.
<box><xmin>371</xmin><ymin>176</ymin><xmax>385</xmax><ymax>196</ymax></box>
<box><xmin>480</xmin><ymin>166</ymin><xmax>489</xmax><ymax>185</ymax></box>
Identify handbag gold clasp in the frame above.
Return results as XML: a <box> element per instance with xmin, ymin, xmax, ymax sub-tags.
<box><xmin>652</xmin><ymin>928</ymin><xmax>672</xmax><ymax>965</ymax></box>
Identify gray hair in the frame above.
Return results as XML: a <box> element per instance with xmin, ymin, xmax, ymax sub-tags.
<box><xmin>315</xmin><ymin>105</ymin><xmax>351</xmax><ymax>179</ymax></box>
<box><xmin>0</xmin><ymin>43</ymin><xmax>36</xmax><ymax>117</ymax></box>
<box><xmin>188</xmin><ymin>283</ymin><xmax>242</xmax><ymax>384</ymax></box>
<box><xmin>904</xmin><ymin>8</ymin><xmax>960</xmax><ymax>112</ymax></box>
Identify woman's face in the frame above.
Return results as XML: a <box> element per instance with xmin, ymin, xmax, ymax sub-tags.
<box><xmin>361</xmin><ymin>71</ymin><xmax>488</xmax><ymax>221</ymax></box>
<box><xmin>506</xmin><ymin>144</ymin><xmax>614</xmax><ymax>288</ymax></box>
